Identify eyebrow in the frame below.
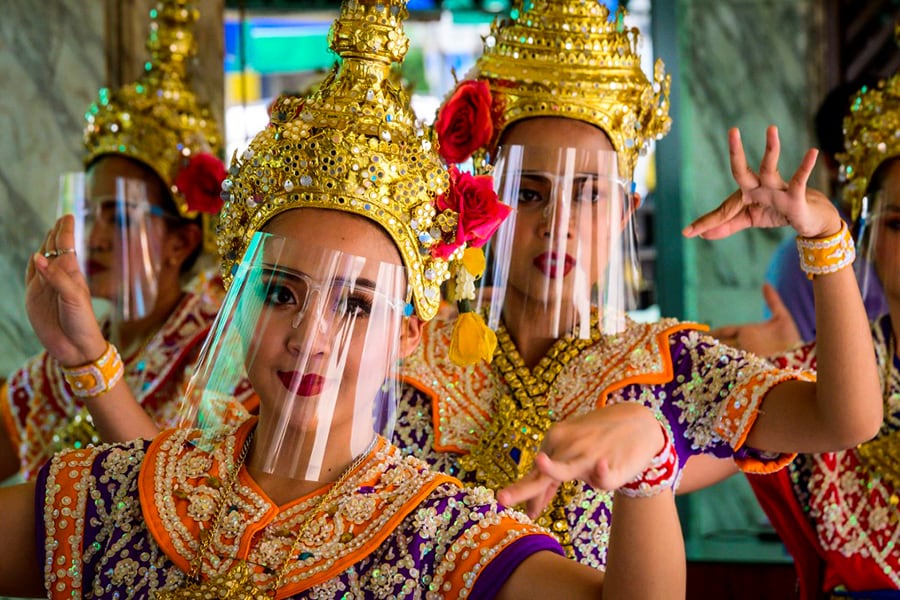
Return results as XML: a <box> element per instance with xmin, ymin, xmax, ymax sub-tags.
<box><xmin>518</xmin><ymin>170</ymin><xmax>601</xmax><ymax>180</ymax></box>
<box><xmin>260</xmin><ymin>265</ymin><xmax>379</xmax><ymax>289</ymax></box>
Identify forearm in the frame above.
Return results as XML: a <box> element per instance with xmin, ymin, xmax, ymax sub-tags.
<box><xmin>603</xmin><ymin>491</ymin><xmax>685</xmax><ymax>599</ymax></box>
<box><xmin>84</xmin><ymin>380</ymin><xmax>160</xmax><ymax>442</ymax></box>
<box><xmin>0</xmin><ymin>481</ymin><xmax>44</xmax><ymax>597</ymax></box>
<box><xmin>810</xmin><ymin>266</ymin><xmax>882</xmax><ymax>445</ymax></box>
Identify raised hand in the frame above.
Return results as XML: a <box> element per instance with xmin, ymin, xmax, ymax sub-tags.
<box><xmin>710</xmin><ymin>283</ymin><xmax>802</xmax><ymax>357</ymax></box>
<box><xmin>683</xmin><ymin>126</ymin><xmax>840</xmax><ymax>240</ymax></box>
<box><xmin>496</xmin><ymin>403</ymin><xmax>665</xmax><ymax>518</ymax></box>
<box><xmin>26</xmin><ymin>215</ymin><xmax>106</xmax><ymax>367</ymax></box>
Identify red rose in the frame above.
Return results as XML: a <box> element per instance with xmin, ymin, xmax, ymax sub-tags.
<box><xmin>435</xmin><ymin>80</ymin><xmax>494</xmax><ymax>164</ymax></box>
<box><xmin>432</xmin><ymin>167</ymin><xmax>511</xmax><ymax>259</ymax></box>
<box><xmin>173</xmin><ymin>152</ymin><xmax>227</xmax><ymax>215</ymax></box>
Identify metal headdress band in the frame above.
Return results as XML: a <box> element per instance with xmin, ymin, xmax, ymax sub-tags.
<box><xmin>839</xmin><ymin>72</ymin><xmax>900</xmax><ymax>221</ymax></box>
<box><xmin>83</xmin><ymin>0</ymin><xmax>223</xmax><ymax>234</ymax></box>
<box><xmin>460</xmin><ymin>0</ymin><xmax>671</xmax><ymax>179</ymax></box>
<box><xmin>218</xmin><ymin>0</ymin><xmax>453</xmax><ymax>321</ymax></box>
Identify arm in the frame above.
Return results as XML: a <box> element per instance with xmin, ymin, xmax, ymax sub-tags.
<box><xmin>495</xmin><ymin>490</ymin><xmax>685</xmax><ymax>600</ymax></box>
<box><xmin>603</xmin><ymin>491</ymin><xmax>685</xmax><ymax>599</ymax></box>
<box><xmin>0</xmin><ymin>481</ymin><xmax>44</xmax><ymax>597</ymax></box>
<box><xmin>27</xmin><ymin>215</ymin><xmax>159</xmax><ymax>441</ymax></box>
<box><xmin>0</xmin><ymin>382</ymin><xmax>23</xmax><ymax>480</ymax></box>
<box><xmin>677</xmin><ymin>453</ymin><xmax>740</xmax><ymax>494</ymax></box>
<box><xmin>685</xmin><ymin>126</ymin><xmax>882</xmax><ymax>453</ymax></box>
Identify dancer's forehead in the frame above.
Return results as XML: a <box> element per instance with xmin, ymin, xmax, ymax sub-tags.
<box><xmin>261</xmin><ymin>208</ymin><xmax>404</xmax><ymax>271</ymax></box>
<box><xmin>500</xmin><ymin>117</ymin><xmax>615</xmax><ymax>153</ymax></box>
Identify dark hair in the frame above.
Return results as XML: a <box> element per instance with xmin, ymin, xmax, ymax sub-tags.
<box><xmin>814</xmin><ymin>78</ymin><xmax>878</xmax><ymax>157</ymax></box>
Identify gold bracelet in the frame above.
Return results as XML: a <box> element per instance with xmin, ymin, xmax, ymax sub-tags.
<box><xmin>796</xmin><ymin>220</ymin><xmax>855</xmax><ymax>280</ymax></box>
<box><xmin>61</xmin><ymin>343</ymin><xmax>124</xmax><ymax>399</ymax></box>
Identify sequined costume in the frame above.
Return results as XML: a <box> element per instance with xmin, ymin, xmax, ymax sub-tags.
<box><xmin>36</xmin><ymin>418</ymin><xmax>561</xmax><ymax>599</ymax></box>
<box><xmin>747</xmin><ymin>314</ymin><xmax>900</xmax><ymax>597</ymax></box>
<box><xmin>395</xmin><ymin>314</ymin><xmax>813</xmax><ymax>568</ymax></box>
<box><xmin>0</xmin><ymin>280</ymin><xmax>257</xmax><ymax>480</ymax></box>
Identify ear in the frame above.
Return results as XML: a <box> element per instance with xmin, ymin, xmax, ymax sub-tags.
<box><xmin>398</xmin><ymin>314</ymin><xmax>424</xmax><ymax>359</ymax></box>
<box><xmin>165</xmin><ymin>222</ymin><xmax>203</xmax><ymax>268</ymax></box>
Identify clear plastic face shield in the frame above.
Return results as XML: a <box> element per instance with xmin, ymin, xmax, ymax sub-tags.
<box><xmin>475</xmin><ymin>146</ymin><xmax>641</xmax><ymax>339</ymax></box>
<box><xmin>58</xmin><ymin>171</ymin><xmax>166</xmax><ymax>324</ymax></box>
<box><xmin>855</xmin><ymin>189</ymin><xmax>897</xmax><ymax>301</ymax></box>
<box><xmin>179</xmin><ymin>232</ymin><xmax>407</xmax><ymax>482</ymax></box>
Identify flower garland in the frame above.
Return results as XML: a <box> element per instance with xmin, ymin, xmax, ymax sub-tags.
<box><xmin>433</xmin><ymin>82</ymin><xmax>509</xmax><ymax>366</ymax></box>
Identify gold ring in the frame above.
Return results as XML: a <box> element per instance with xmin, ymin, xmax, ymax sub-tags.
<box><xmin>43</xmin><ymin>249</ymin><xmax>59</xmax><ymax>258</ymax></box>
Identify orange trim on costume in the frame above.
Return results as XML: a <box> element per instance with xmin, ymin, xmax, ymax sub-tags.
<box><xmin>276</xmin><ymin>465</ymin><xmax>457</xmax><ymax>598</ymax></box>
<box><xmin>138</xmin><ymin>419</ymin><xmax>262</xmax><ymax>574</ymax></box>
<box><xmin>0</xmin><ymin>381</ymin><xmax>21</xmax><ymax>449</ymax></box>
<box><xmin>445</xmin><ymin>528</ymin><xmax>549</xmax><ymax>596</ymax></box>
<box><xmin>715</xmin><ymin>370</ymin><xmax>812</xmax><ymax>473</ymax></box>
<box><xmin>591</xmin><ymin>322</ymin><xmax>708</xmax><ymax>410</ymax></box>
<box><xmin>45</xmin><ymin>448</ymin><xmax>97</xmax><ymax>598</ymax></box>
<box><xmin>400</xmin><ymin>373</ymin><xmax>482</xmax><ymax>455</ymax></box>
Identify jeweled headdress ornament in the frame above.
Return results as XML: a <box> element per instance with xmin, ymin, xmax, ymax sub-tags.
<box><xmin>435</xmin><ymin>0</ymin><xmax>671</xmax><ymax>179</ymax></box>
<box><xmin>840</xmin><ymin>72</ymin><xmax>900</xmax><ymax>220</ymax></box>
<box><xmin>219</xmin><ymin>0</ymin><xmax>509</xmax><ymax>322</ymax></box>
<box><xmin>83</xmin><ymin>0</ymin><xmax>225</xmax><ymax>230</ymax></box>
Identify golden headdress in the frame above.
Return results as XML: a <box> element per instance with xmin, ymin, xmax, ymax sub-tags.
<box><xmin>219</xmin><ymin>0</ymin><xmax>508</xmax><ymax>322</ymax></box>
<box><xmin>83</xmin><ymin>0</ymin><xmax>224</xmax><ymax>225</ymax></box>
<box><xmin>839</xmin><ymin>72</ymin><xmax>900</xmax><ymax>220</ymax></box>
<box><xmin>436</xmin><ymin>0</ymin><xmax>671</xmax><ymax>180</ymax></box>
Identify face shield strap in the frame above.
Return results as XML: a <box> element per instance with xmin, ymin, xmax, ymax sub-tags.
<box><xmin>854</xmin><ymin>191</ymin><xmax>891</xmax><ymax>303</ymax></box>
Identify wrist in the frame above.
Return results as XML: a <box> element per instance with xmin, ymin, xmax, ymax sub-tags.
<box><xmin>796</xmin><ymin>220</ymin><xmax>855</xmax><ymax>280</ymax></box>
<box><xmin>618</xmin><ymin>421</ymin><xmax>680</xmax><ymax>498</ymax></box>
<box><xmin>61</xmin><ymin>342</ymin><xmax>124</xmax><ymax>399</ymax></box>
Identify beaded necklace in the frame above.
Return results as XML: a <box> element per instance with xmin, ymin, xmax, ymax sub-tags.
<box><xmin>458</xmin><ymin>315</ymin><xmax>601</xmax><ymax>557</ymax></box>
<box><xmin>155</xmin><ymin>432</ymin><xmax>378</xmax><ymax>599</ymax></box>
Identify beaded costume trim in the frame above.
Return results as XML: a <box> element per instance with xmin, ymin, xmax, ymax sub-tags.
<box><xmin>773</xmin><ymin>316</ymin><xmax>900</xmax><ymax>587</ymax></box>
<box><xmin>403</xmin><ymin>316</ymin><xmax>703</xmax><ymax>455</ymax></box>
<box><xmin>139</xmin><ymin>421</ymin><xmax>455</xmax><ymax>596</ymax></box>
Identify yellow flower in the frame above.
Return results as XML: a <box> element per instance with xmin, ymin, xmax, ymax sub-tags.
<box><xmin>449</xmin><ymin>311</ymin><xmax>497</xmax><ymax>366</ymax></box>
<box><xmin>461</xmin><ymin>247</ymin><xmax>486</xmax><ymax>278</ymax></box>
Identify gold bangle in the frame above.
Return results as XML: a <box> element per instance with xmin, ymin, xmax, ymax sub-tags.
<box><xmin>61</xmin><ymin>343</ymin><xmax>124</xmax><ymax>399</ymax></box>
<box><xmin>796</xmin><ymin>220</ymin><xmax>855</xmax><ymax>280</ymax></box>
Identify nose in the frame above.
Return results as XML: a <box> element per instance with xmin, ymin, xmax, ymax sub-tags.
<box><xmin>87</xmin><ymin>220</ymin><xmax>113</xmax><ymax>251</ymax></box>
<box><xmin>537</xmin><ymin>185</ymin><xmax>574</xmax><ymax>240</ymax></box>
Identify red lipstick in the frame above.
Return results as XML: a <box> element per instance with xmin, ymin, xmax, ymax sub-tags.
<box><xmin>533</xmin><ymin>252</ymin><xmax>574</xmax><ymax>278</ymax></box>
<box><xmin>278</xmin><ymin>372</ymin><xmax>324</xmax><ymax>397</ymax></box>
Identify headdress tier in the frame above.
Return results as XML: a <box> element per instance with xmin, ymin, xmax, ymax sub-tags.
<box><xmin>219</xmin><ymin>0</ymin><xmax>500</xmax><ymax>321</ymax></box>
<box><xmin>439</xmin><ymin>0</ymin><xmax>671</xmax><ymax>179</ymax></box>
<box><xmin>83</xmin><ymin>0</ymin><xmax>224</xmax><ymax>222</ymax></box>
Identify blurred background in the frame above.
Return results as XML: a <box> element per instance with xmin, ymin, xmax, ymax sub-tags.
<box><xmin>2</xmin><ymin>1</ymin><xmax>899</xmax><ymax>597</ymax></box>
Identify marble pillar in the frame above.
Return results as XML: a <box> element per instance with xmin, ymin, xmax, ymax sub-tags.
<box><xmin>674</xmin><ymin>0</ymin><xmax>826</xmax><ymax>327</ymax></box>
<box><xmin>0</xmin><ymin>1</ymin><xmax>223</xmax><ymax>378</ymax></box>
<box><xmin>659</xmin><ymin>0</ymin><xmax>827</xmax><ymax>555</ymax></box>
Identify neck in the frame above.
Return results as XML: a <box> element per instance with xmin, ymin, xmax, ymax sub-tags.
<box><xmin>501</xmin><ymin>287</ymin><xmax>578</xmax><ymax>368</ymax></box>
<box><xmin>246</xmin><ymin>420</ymin><xmax>375</xmax><ymax>505</ymax></box>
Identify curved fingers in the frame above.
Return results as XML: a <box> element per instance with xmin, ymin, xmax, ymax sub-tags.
<box><xmin>758</xmin><ymin>125</ymin><xmax>784</xmax><ymax>189</ymax></box>
<box><xmin>729</xmin><ymin>128</ymin><xmax>758</xmax><ymax>190</ymax></box>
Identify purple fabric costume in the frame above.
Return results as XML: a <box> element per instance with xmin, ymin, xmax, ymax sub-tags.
<box><xmin>395</xmin><ymin>316</ymin><xmax>811</xmax><ymax>569</ymax></box>
<box><xmin>35</xmin><ymin>419</ymin><xmax>562</xmax><ymax>599</ymax></box>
